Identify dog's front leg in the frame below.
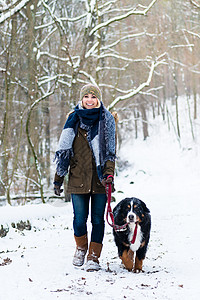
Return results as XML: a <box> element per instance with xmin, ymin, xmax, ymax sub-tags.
<box><xmin>134</xmin><ymin>244</ymin><xmax>147</xmax><ymax>273</ymax></box>
<box><xmin>114</xmin><ymin>233</ymin><xmax>134</xmax><ymax>271</ymax></box>
<box><xmin>134</xmin><ymin>256</ymin><xmax>143</xmax><ymax>273</ymax></box>
<box><xmin>120</xmin><ymin>248</ymin><xmax>134</xmax><ymax>271</ymax></box>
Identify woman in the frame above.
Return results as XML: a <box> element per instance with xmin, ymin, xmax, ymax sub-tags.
<box><xmin>54</xmin><ymin>84</ymin><xmax>116</xmax><ymax>272</ymax></box>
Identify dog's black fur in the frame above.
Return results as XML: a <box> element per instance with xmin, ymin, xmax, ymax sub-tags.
<box><xmin>113</xmin><ymin>197</ymin><xmax>151</xmax><ymax>272</ymax></box>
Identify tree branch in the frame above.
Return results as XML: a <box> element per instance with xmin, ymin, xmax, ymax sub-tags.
<box><xmin>26</xmin><ymin>91</ymin><xmax>54</xmax><ymax>203</ymax></box>
<box><xmin>0</xmin><ymin>0</ymin><xmax>32</xmax><ymax>24</ymax></box>
<box><xmin>107</xmin><ymin>54</ymin><xmax>165</xmax><ymax>111</ymax></box>
<box><xmin>183</xmin><ymin>29</ymin><xmax>200</xmax><ymax>39</ymax></box>
<box><xmin>89</xmin><ymin>0</ymin><xmax>157</xmax><ymax>35</ymax></box>
<box><xmin>190</xmin><ymin>0</ymin><xmax>200</xmax><ymax>8</ymax></box>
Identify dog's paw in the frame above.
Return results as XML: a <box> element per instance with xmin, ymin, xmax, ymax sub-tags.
<box><xmin>133</xmin><ymin>268</ymin><xmax>144</xmax><ymax>273</ymax></box>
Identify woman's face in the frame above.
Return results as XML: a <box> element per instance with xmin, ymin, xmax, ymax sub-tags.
<box><xmin>82</xmin><ymin>94</ymin><xmax>99</xmax><ymax>109</ymax></box>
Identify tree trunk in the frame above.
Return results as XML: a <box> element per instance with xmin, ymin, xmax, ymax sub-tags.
<box><xmin>140</xmin><ymin>103</ymin><xmax>149</xmax><ymax>140</ymax></box>
<box><xmin>134</xmin><ymin>108</ymin><xmax>138</xmax><ymax>139</ymax></box>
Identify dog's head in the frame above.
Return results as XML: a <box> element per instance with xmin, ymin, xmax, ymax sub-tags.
<box><xmin>113</xmin><ymin>197</ymin><xmax>150</xmax><ymax>225</ymax></box>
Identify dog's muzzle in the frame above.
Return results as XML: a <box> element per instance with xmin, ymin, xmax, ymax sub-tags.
<box><xmin>127</xmin><ymin>212</ymin><xmax>137</xmax><ymax>223</ymax></box>
<box><xmin>127</xmin><ymin>212</ymin><xmax>140</xmax><ymax>224</ymax></box>
<box><xmin>128</xmin><ymin>214</ymin><xmax>134</xmax><ymax>222</ymax></box>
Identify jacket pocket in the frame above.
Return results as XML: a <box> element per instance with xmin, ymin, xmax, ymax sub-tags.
<box><xmin>68</xmin><ymin>159</ymin><xmax>84</xmax><ymax>188</ymax></box>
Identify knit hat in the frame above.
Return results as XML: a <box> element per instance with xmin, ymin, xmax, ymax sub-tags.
<box><xmin>80</xmin><ymin>84</ymin><xmax>102</xmax><ymax>102</ymax></box>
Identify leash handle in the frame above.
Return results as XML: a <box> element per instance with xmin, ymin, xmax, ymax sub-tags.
<box><xmin>106</xmin><ymin>175</ymin><xmax>114</xmax><ymax>180</ymax></box>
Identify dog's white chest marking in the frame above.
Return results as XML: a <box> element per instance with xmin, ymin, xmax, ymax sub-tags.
<box><xmin>128</xmin><ymin>223</ymin><xmax>142</xmax><ymax>252</ymax></box>
<box><xmin>127</xmin><ymin>200</ymin><xmax>143</xmax><ymax>252</ymax></box>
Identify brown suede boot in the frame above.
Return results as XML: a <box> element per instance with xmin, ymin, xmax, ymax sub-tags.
<box><xmin>72</xmin><ymin>234</ymin><xmax>88</xmax><ymax>267</ymax></box>
<box><xmin>85</xmin><ymin>242</ymin><xmax>103</xmax><ymax>272</ymax></box>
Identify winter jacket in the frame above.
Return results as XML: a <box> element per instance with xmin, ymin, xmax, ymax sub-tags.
<box><xmin>54</xmin><ymin>127</ymin><xmax>115</xmax><ymax>194</ymax></box>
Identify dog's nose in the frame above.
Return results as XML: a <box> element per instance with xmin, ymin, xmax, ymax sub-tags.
<box><xmin>128</xmin><ymin>214</ymin><xmax>134</xmax><ymax>222</ymax></box>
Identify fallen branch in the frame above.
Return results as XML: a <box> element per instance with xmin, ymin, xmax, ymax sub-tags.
<box><xmin>0</xmin><ymin>194</ymin><xmax>66</xmax><ymax>202</ymax></box>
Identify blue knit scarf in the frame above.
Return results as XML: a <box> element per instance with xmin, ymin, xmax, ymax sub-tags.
<box><xmin>55</xmin><ymin>102</ymin><xmax>116</xmax><ymax>181</ymax></box>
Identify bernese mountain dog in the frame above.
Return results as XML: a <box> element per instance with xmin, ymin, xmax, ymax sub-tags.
<box><xmin>113</xmin><ymin>197</ymin><xmax>151</xmax><ymax>272</ymax></box>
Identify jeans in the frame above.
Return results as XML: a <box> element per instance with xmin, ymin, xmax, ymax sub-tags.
<box><xmin>71</xmin><ymin>193</ymin><xmax>107</xmax><ymax>244</ymax></box>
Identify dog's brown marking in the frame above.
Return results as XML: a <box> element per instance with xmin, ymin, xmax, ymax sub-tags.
<box><xmin>127</xmin><ymin>249</ymin><xmax>134</xmax><ymax>261</ymax></box>
<box><xmin>136</xmin><ymin>216</ymin><xmax>141</xmax><ymax>222</ymax></box>
<box><xmin>134</xmin><ymin>205</ymin><xmax>137</xmax><ymax>208</ymax></box>
<box><xmin>120</xmin><ymin>250</ymin><xmax>133</xmax><ymax>271</ymax></box>
<box><xmin>134</xmin><ymin>256</ymin><xmax>143</xmax><ymax>273</ymax></box>
<box><xmin>123</xmin><ymin>217</ymin><xmax>127</xmax><ymax>223</ymax></box>
<box><xmin>122</xmin><ymin>241</ymin><xmax>130</xmax><ymax>247</ymax></box>
<box><xmin>128</xmin><ymin>204</ymin><xmax>131</xmax><ymax>209</ymax></box>
<box><xmin>140</xmin><ymin>241</ymin><xmax>145</xmax><ymax>248</ymax></box>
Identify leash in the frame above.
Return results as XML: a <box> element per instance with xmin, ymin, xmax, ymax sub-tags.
<box><xmin>131</xmin><ymin>222</ymin><xmax>138</xmax><ymax>244</ymax></box>
<box><xmin>105</xmin><ymin>180</ymin><xmax>128</xmax><ymax>232</ymax></box>
<box><xmin>105</xmin><ymin>179</ymin><xmax>138</xmax><ymax>244</ymax></box>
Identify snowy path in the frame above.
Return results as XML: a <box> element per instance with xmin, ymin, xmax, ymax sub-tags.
<box><xmin>0</xmin><ymin>197</ymin><xmax>199</xmax><ymax>300</ymax></box>
<box><xmin>1</xmin><ymin>127</ymin><xmax>200</xmax><ymax>300</ymax></box>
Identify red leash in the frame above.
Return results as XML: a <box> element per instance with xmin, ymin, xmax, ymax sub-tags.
<box><xmin>106</xmin><ymin>182</ymin><xmax>115</xmax><ymax>227</ymax></box>
<box><xmin>106</xmin><ymin>182</ymin><xmax>128</xmax><ymax>232</ymax></box>
<box><xmin>131</xmin><ymin>222</ymin><xmax>138</xmax><ymax>244</ymax></box>
<box><xmin>106</xmin><ymin>180</ymin><xmax>138</xmax><ymax>244</ymax></box>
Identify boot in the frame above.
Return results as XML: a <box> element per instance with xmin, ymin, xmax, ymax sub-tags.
<box><xmin>85</xmin><ymin>242</ymin><xmax>102</xmax><ymax>272</ymax></box>
<box><xmin>72</xmin><ymin>234</ymin><xmax>88</xmax><ymax>267</ymax></box>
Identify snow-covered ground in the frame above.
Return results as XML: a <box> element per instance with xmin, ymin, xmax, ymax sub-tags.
<box><xmin>1</xmin><ymin>100</ymin><xmax>200</xmax><ymax>300</ymax></box>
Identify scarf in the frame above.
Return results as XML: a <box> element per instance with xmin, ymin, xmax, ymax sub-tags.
<box><xmin>54</xmin><ymin>102</ymin><xmax>116</xmax><ymax>182</ymax></box>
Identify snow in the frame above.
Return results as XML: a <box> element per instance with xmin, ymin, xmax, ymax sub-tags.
<box><xmin>1</xmin><ymin>99</ymin><xmax>200</xmax><ymax>299</ymax></box>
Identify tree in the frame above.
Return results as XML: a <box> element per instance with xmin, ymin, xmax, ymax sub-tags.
<box><xmin>0</xmin><ymin>0</ymin><xmax>200</xmax><ymax>204</ymax></box>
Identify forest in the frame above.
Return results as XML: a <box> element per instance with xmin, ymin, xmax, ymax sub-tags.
<box><xmin>0</xmin><ymin>0</ymin><xmax>200</xmax><ymax>204</ymax></box>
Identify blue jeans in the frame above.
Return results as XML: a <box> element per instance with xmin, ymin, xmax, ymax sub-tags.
<box><xmin>71</xmin><ymin>193</ymin><xmax>107</xmax><ymax>244</ymax></box>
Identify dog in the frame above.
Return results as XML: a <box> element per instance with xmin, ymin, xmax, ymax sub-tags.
<box><xmin>112</xmin><ymin>197</ymin><xmax>151</xmax><ymax>272</ymax></box>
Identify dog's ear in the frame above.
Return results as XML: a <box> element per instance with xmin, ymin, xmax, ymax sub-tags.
<box><xmin>113</xmin><ymin>199</ymin><xmax>128</xmax><ymax>224</ymax></box>
<box><xmin>140</xmin><ymin>200</ymin><xmax>150</xmax><ymax>213</ymax></box>
<box><xmin>113</xmin><ymin>200</ymin><xmax>123</xmax><ymax>215</ymax></box>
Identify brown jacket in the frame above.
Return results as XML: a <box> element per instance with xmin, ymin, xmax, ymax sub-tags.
<box><xmin>54</xmin><ymin>127</ymin><xmax>115</xmax><ymax>194</ymax></box>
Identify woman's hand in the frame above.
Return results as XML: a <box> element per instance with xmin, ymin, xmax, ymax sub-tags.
<box><xmin>101</xmin><ymin>175</ymin><xmax>114</xmax><ymax>187</ymax></box>
<box><xmin>54</xmin><ymin>185</ymin><xmax>63</xmax><ymax>196</ymax></box>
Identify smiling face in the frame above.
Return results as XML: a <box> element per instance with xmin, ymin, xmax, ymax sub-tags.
<box><xmin>82</xmin><ymin>93</ymin><xmax>99</xmax><ymax>109</ymax></box>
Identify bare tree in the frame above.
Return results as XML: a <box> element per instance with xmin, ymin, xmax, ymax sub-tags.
<box><xmin>1</xmin><ymin>0</ymin><xmax>200</xmax><ymax>204</ymax></box>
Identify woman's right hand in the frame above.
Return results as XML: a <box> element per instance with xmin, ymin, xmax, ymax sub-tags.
<box><xmin>54</xmin><ymin>185</ymin><xmax>63</xmax><ymax>196</ymax></box>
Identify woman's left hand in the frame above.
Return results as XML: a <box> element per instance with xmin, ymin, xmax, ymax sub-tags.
<box><xmin>101</xmin><ymin>175</ymin><xmax>113</xmax><ymax>187</ymax></box>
